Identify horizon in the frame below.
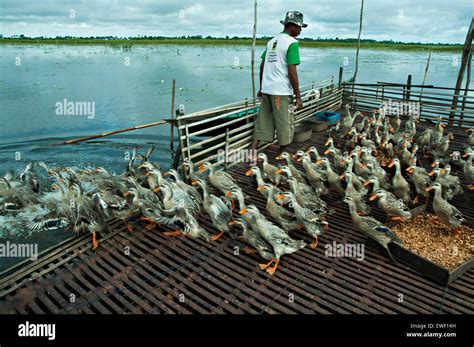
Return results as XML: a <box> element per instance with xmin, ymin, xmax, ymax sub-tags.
<box><xmin>0</xmin><ymin>0</ymin><xmax>471</xmax><ymax>45</ymax></box>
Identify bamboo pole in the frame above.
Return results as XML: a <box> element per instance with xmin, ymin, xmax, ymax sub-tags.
<box><xmin>251</xmin><ymin>0</ymin><xmax>258</xmax><ymax>102</ymax></box>
<box><xmin>170</xmin><ymin>79</ymin><xmax>176</xmax><ymax>151</ymax></box>
<box><xmin>55</xmin><ymin>120</ymin><xmax>167</xmax><ymax>145</ymax></box>
<box><xmin>419</xmin><ymin>51</ymin><xmax>432</xmax><ymax>104</ymax></box>
<box><xmin>459</xmin><ymin>52</ymin><xmax>472</xmax><ymax>126</ymax></box>
<box><xmin>449</xmin><ymin>17</ymin><xmax>473</xmax><ymax>125</ymax></box>
<box><xmin>352</xmin><ymin>0</ymin><xmax>364</xmax><ymax>92</ymax></box>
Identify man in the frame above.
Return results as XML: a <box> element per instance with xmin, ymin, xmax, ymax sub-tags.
<box><xmin>249</xmin><ymin>10</ymin><xmax>307</xmax><ymax>162</ymax></box>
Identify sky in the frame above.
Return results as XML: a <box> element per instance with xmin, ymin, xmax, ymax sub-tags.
<box><xmin>0</xmin><ymin>0</ymin><xmax>472</xmax><ymax>43</ymax></box>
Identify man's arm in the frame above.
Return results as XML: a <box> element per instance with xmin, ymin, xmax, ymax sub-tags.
<box><xmin>258</xmin><ymin>59</ymin><xmax>265</xmax><ymax>97</ymax></box>
<box><xmin>288</xmin><ymin>64</ymin><xmax>302</xmax><ymax>110</ymax></box>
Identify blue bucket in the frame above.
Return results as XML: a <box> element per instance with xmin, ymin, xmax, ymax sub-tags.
<box><xmin>315</xmin><ymin>111</ymin><xmax>340</xmax><ymax>126</ymax></box>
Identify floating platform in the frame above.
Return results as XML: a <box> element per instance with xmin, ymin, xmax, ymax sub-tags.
<box><xmin>0</xmin><ymin>120</ymin><xmax>472</xmax><ymax>314</ymax></box>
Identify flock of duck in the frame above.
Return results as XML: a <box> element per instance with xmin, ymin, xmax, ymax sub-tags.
<box><xmin>1</xmin><ymin>104</ymin><xmax>473</xmax><ymax>275</ymax></box>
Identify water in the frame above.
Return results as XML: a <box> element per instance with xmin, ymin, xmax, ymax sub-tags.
<box><xmin>0</xmin><ymin>43</ymin><xmax>464</xmax><ymax>269</ymax></box>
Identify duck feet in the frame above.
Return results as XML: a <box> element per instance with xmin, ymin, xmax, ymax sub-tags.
<box><xmin>266</xmin><ymin>258</ymin><xmax>280</xmax><ymax>275</ymax></box>
<box><xmin>310</xmin><ymin>238</ymin><xmax>319</xmax><ymax>249</ymax></box>
<box><xmin>259</xmin><ymin>259</ymin><xmax>274</xmax><ymax>270</ymax></box>
<box><xmin>91</xmin><ymin>232</ymin><xmax>99</xmax><ymax>251</ymax></box>
<box><xmin>453</xmin><ymin>227</ymin><xmax>461</xmax><ymax>234</ymax></box>
<box><xmin>242</xmin><ymin>246</ymin><xmax>257</xmax><ymax>254</ymax></box>
<box><xmin>163</xmin><ymin>230</ymin><xmax>183</xmax><ymax>237</ymax></box>
<box><xmin>122</xmin><ymin>219</ymin><xmax>134</xmax><ymax>232</ymax></box>
<box><xmin>211</xmin><ymin>230</ymin><xmax>224</xmax><ymax>241</ymax></box>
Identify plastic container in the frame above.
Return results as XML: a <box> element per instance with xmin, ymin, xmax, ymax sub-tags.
<box><xmin>293</xmin><ymin>123</ymin><xmax>313</xmax><ymax>142</ymax></box>
<box><xmin>315</xmin><ymin>111</ymin><xmax>340</xmax><ymax>126</ymax></box>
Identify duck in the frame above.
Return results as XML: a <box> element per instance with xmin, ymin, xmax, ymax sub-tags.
<box><xmin>230</xmin><ymin>218</ymin><xmax>275</xmax><ymax>266</ymax></box>
<box><xmin>239</xmin><ymin>205</ymin><xmax>306</xmax><ymax>275</ymax></box>
<box><xmin>224</xmin><ymin>188</ymin><xmax>247</xmax><ymax>211</ymax></box>
<box><xmin>275</xmin><ymin>152</ymin><xmax>307</xmax><ymax>182</ymax></box>
<box><xmin>466</xmin><ymin>128</ymin><xmax>474</xmax><ymax>147</ymax></box>
<box><xmin>306</xmin><ymin>146</ymin><xmax>323</xmax><ymax>163</ymax></box>
<box><xmin>343</xmin><ymin>196</ymin><xmax>402</xmax><ymax>263</ymax></box>
<box><xmin>425</xmin><ymin>183</ymin><xmax>465</xmax><ymax>232</ymax></box>
<box><xmin>199</xmin><ymin>162</ymin><xmax>243</xmax><ymax>197</ymax></box>
<box><xmin>387</xmin><ymin>158</ymin><xmax>411</xmax><ymax>204</ymax></box>
<box><xmin>180</xmin><ymin>159</ymin><xmax>205</xmax><ymax>183</ymax></box>
<box><xmin>294</xmin><ymin>154</ymin><xmax>329</xmax><ymax>196</ymax></box>
<box><xmin>276</xmin><ymin>191</ymin><xmax>329</xmax><ymax>249</ymax></box>
<box><xmin>315</xmin><ymin>157</ymin><xmax>344</xmax><ymax>194</ymax></box>
<box><xmin>369</xmin><ymin>189</ymin><xmax>412</xmax><ymax>222</ymax></box>
<box><xmin>405</xmin><ymin>158</ymin><xmax>431</xmax><ymax>204</ymax></box>
<box><xmin>257</xmin><ymin>153</ymin><xmax>282</xmax><ymax>186</ymax></box>
<box><xmin>340</xmin><ymin>172</ymin><xmax>371</xmax><ymax>215</ymax></box>
<box><xmin>245</xmin><ymin>166</ymin><xmax>267</xmax><ymax>188</ymax></box>
<box><xmin>276</xmin><ymin>165</ymin><xmax>314</xmax><ymax>195</ymax></box>
<box><xmin>286</xmin><ymin>176</ymin><xmax>329</xmax><ymax>214</ymax></box>
<box><xmin>192</xmin><ymin>179</ymin><xmax>236</xmax><ymax>240</ymax></box>
<box><xmin>165</xmin><ymin>168</ymin><xmax>204</xmax><ymax>214</ymax></box>
<box><xmin>257</xmin><ymin>183</ymin><xmax>298</xmax><ymax>232</ymax></box>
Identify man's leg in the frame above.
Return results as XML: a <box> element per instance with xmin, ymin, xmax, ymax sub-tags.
<box><xmin>250</xmin><ymin>93</ymin><xmax>274</xmax><ymax>162</ymax></box>
<box><xmin>273</xmin><ymin>95</ymin><xmax>294</xmax><ymax>155</ymax></box>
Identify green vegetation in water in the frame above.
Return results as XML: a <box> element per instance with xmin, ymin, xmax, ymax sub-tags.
<box><xmin>0</xmin><ymin>36</ymin><xmax>463</xmax><ymax>52</ymax></box>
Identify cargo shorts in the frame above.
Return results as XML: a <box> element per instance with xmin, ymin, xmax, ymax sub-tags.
<box><xmin>254</xmin><ymin>94</ymin><xmax>295</xmax><ymax>146</ymax></box>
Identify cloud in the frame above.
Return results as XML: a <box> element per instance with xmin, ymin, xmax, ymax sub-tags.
<box><xmin>0</xmin><ymin>0</ymin><xmax>471</xmax><ymax>43</ymax></box>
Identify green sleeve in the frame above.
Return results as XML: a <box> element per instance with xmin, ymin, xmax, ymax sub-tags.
<box><xmin>287</xmin><ymin>42</ymin><xmax>300</xmax><ymax>65</ymax></box>
<box><xmin>261</xmin><ymin>48</ymin><xmax>267</xmax><ymax>60</ymax></box>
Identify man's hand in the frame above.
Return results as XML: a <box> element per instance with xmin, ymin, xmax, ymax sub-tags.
<box><xmin>295</xmin><ymin>96</ymin><xmax>303</xmax><ymax>110</ymax></box>
<box><xmin>257</xmin><ymin>90</ymin><xmax>263</xmax><ymax>98</ymax></box>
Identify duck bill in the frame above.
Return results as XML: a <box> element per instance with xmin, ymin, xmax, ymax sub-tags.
<box><xmin>462</xmin><ymin>153</ymin><xmax>469</xmax><ymax>158</ymax></box>
<box><xmin>339</xmin><ymin>174</ymin><xmax>345</xmax><ymax>181</ymax></box>
<box><xmin>275</xmin><ymin>155</ymin><xmax>283</xmax><ymax>160</ymax></box>
<box><xmin>163</xmin><ymin>172</ymin><xmax>170</xmax><ymax>176</ymax></box>
<box><xmin>228</xmin><ymin>220</ymin><xmax>237</xmax><ymax>226</ymax></box>
<box><xmin>363</xmin><ymin>180</ymin><xmax>371</xmax><ymax>187</ymax></box>
<box><xmin>275</xmin><ymin>169</ymin><xmax>282</xmax><ymax>174</ymax></box>
<box><xmin>198</xmin><ymin>165</ymin><xmax>206</xmax><ymax>173</ymax></box>
<box><xmin>245</xmin><ymin>169</ymin><xmax>253</xmax><ymax>176</ymax></box>
<box><xmin>153</xmin><ymin>188</ymin><xmax>161</xmax><ymax>193</ymax></box>
<box><xmin>406</xmin><ymin>168</ymin><xmax>413</xmax><ymax>174</ymax></box>
<box><xmin>440</xmin><ymin>169</ymin><xmax>447</xmax><ymax>175</ymax></box>
<box><xmin>257</xmin><ymin>185</ymin><xmax>265</xmax><ymax>191</ymax></box>
<box><xmin>123</xmin><ymin>191</ymin><xmax>130</xmax><ymax>197</ymax></box>
<box><xmin>441</xmin><ymin>123</ymin><xmax>446</xmax><ymax>128</ymax></box>
<box><xmin>425</xmin><ymin>186</ymin><xmax>433</xmax><ymax>192</ymax></box>
<box><xmin>428</xmin><ymin>171</ymin><xmax>435</xmax><ymax>176</ymax></box>
<box><xmin>387</xmin><ymin>161</ymin><xmax>395</xmax><ymax>168</ymax></box>
<box><xmin>239</xmin><ymin>209</ymin><xmax>248</xmax><ymax>215</ymax></box>
<box><xmin>369</xmin><ymin>194</ymin><xmax>378</xmax><ymax>201</ymax></box>
<box><xmin>296</xmin><ymin>157</ymin><xmax>303</xmax><ymax>162</ymax></box>
<box><xmin>431</xmin><ymin>162</ymin><xmax>437</xmax><ymax>167</ymax></box>
<box><xmin>275</xmin><ymin>194</ymin><xmax>285</xmax><ymax>201</ymax></box>
<box><xmin>324</xmin><ymin>139</ymin><xmax>331</xmax><ymax>146</ymax></box>
<box><xmin>225</xmin><ymin>191</ymin><xmax>233</xmax><ymax>197</ymax></box>
<box><xmin>315</xmin><ymin>160</ymin><xmax>323</xmax><ymax>165</ymax></box>
<box><xmin>324</xmin><ymin>149</ymin><xmax>331</xmax><ymax>155</ymax></box>
<box><xmin>191</xmin><ymin>180</ymin><xmax>198</xmax><ymax>186</ymax></box>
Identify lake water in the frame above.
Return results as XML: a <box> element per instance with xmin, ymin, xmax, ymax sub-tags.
<box><xmin>0</xmin><ymin>43</ymin><xmax>464</xmax><ymax>268</ymax></box>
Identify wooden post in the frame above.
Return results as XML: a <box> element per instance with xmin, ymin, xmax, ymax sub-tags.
<box><xmin>449</xmin><ymin>18</ymin><xmax>473</xmax><ymax>125</ymax></box>
<box><xmin>251</xmin><ymin>0</ymin><xmax>258</xmax><ymax>103</ymax></box>
<box><xmin>352</xmin><ymin>0</ymin><xmax>364</xmax><ymax>88</ymax></box>
<box><xmin>406</xmin><ymin>74</ymin><xmax>412</xmax><ymax>100</ymax></box>
<box><xmin>170</xmin><ymin>79</ymin><xmax>176</xmax><ymax>151</ymax></box>
<box><xmin>459</xmin><ymin>52</ymin><xmax>472</xmax><ymax>127</ymax></box>
<box><xmin>338</xmin><ymin>67</ymin><xmax>344</xmax><ymax>87</ymax></box>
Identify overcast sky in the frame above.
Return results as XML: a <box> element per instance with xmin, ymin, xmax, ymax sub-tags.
<box><xmin>0</xmin><ymin>0</ymin><xmax>472</xmax><ymax>43</ymax></box>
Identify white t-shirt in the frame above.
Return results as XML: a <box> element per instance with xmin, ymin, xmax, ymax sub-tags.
<box><xmin>261</xmin><ymin>33</ymin><xmax>300</xmax><ymax>96</ymax></box>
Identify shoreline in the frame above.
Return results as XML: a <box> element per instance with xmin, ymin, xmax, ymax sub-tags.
<box><xmin>0</xmin><ymin>38</ymin><xmax>462</xmax><ymax>52</ymax></box>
